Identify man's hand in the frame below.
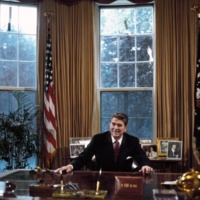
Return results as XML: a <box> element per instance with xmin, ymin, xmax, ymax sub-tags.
<box><xmin>139</xmin><ymin>165</ymin><xmax>153</xmax><ymax>175</ymax></box>
<box><xmin>54</xmin><ymin>165</ymin><xmax>73</xmax><ymax>173</ymax></box>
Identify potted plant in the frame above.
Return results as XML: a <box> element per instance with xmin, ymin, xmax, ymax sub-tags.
<box><xmin>0</xmin><ymin>91</ymin><xmax>41</xmax><ymax>170</ymax></box>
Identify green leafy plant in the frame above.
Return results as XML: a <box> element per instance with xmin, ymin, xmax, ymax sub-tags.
<box><xmin>0</xmin><ymin>91</ymin><xmax>41</xmax><ymax>170</ymax></box>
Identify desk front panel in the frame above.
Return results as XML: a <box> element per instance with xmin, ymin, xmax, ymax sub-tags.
<box><xmin>0</xmin><ymin>170</ymin><xmax>182</xmax><ymax>200</ymax></box>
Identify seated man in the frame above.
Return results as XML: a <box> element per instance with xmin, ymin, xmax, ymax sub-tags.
<box><xmin>54</xmin><ymin>113</ymin><xmax>153</xmax><ymax>175</ymax></box>
<box><xmin>168</xmin><ymin>143</ymin><xmax>179</xmax><ymax>158</ymax></box>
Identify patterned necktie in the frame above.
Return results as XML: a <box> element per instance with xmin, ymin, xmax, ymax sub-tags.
<box><xmin>114</xmin><ymin>140</ymin><xmax>120</xmax><ymax>162</ymax></box>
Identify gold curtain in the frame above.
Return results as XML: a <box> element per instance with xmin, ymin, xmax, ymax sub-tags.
<box><xmin>155</xmin><ymin>0</ymin><xmax>200</xmax><ymax>169</ymax></box>
<box><xmin>38</xmin><ymin>0</ymin><xmax>95</xmax><ymax>168</ymax></box>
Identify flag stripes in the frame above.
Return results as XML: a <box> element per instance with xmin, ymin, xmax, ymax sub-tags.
<box><xmin>43</xmin><ymin>25</ymin><xmax>57</xmax><ymax>167</ymax></box>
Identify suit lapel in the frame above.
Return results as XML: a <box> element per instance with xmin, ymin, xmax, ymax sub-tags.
<box><xmin>105</xmin><ymin>132</ymin><xmax>116</xmax><ymax>163</ymax></box>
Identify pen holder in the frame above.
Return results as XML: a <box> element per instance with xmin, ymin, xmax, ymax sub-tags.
<box><xmin>52</xmin><ymin>189</ymin><xmax>108</xmax><ymax>199</ymax></box>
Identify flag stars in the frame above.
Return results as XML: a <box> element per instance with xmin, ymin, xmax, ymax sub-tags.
<box><xmin>195</xmin><ymin>34</ymin><xmax>200</xmax><ymax>138</ymax></box>
<box><xmin>44</xmin><ymin>30</ymin><xmax>53</xmax><ymax>94</ymax></box>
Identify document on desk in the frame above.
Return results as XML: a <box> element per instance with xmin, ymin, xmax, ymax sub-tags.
<box><xmin>153</xmin><ymin>189</ymin><xmax>186</xmax><ymax>200</ymax></box>
<box><xmin>0</xmin><ymin>181</ymin><xmax>6</xmax><ymax>196</ymax></box>
<box><xmin>161</xmin><ymin>180</ymin><xmax>177</xmax><ymax>185</ymax></box>
<box><xmin>160</xmin><ymin>180</ymin><xmax>178</xmax><ymax>190</ymax></box>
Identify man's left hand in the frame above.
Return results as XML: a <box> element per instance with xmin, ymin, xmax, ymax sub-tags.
<box><xmin>139</xmin><ymin>166</ymin><xmax>153</xmax><ymax>175</ymax></box>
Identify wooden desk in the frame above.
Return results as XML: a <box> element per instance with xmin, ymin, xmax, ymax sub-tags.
<box><xmin>63</xmin><ymin>156</ymin><xmax>189</xmax><ymax>173</ymax></box>
<box><xmin>150</xmin><ymin>157</ymin><xmax>189</xmax><ymax>173</ymax></box>
<box><xmin>0</xmin><ymin>169</ymin><xmax>188</xmax><ymax>200</ymax></box>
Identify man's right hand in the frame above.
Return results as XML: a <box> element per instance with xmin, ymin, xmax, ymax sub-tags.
<box><xmin>54</xmin><ymin>164</ymin><xmax>73</xmax><ymax>173</ymax></box>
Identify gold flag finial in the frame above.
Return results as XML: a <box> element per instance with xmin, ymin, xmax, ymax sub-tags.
<box><xmin>191</xmin><ymin>4</ymin><xmax>200</xmax><ymax>19</ymax></box>
<box><xmin>44</xmin><ymin>11</ymin><xmax>54</xmax><ymax>24</ymax></box>
<box><xmin>191</xmin><ymin>5</ymin><xmax>199</xmax><ymax>11</ymax></box>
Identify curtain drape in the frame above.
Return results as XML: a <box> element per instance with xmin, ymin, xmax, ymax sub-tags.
<box><xmin>155</xmin><ymin>0</ymin><xmax>200</xmax><ymax>169</ymax></box>
<box><xmin>38</xmin><ymin>0</ymin><xmax>95</xmax><ymax>168</ymax></box>
<box><xmin>20</xmin><ymin>0</ymin><xmax>153</xmax><ymax>5</ymax></box>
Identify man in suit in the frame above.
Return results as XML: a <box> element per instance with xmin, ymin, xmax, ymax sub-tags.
<box><xmin>54</xmin><ymin>113</ymin><xmax>153</xmax><ymax>175</ymax></box>
<box><xmin>168</xmin><ymin>143</ymin><xmax>179</xmax><ymax>158</ymax></box>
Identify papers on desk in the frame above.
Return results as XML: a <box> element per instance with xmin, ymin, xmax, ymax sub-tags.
<box><xmin>161</xmin><ymin>180</ymin><xmax>177</xmax><ymax>189</ymax></box>
<box><xmin>162</xmin><ymin>180</ymin><xmax>177</xmax><ymax>185</ymax></box>
<box><xmin>153</xmin><ymin>189</ymin><xmax>186</xmax><ymax>200</ymax></box>
<box><xmin>53</xmin><ymin>182</ymin><xmax>80</xmax><ymax>190</ymax></box>
<box><xmin>0</xmin><ymin>181</ymin><xmax>6</xmax><ymax>196</ymax></box>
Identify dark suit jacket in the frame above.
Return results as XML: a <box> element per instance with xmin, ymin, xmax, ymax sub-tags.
<box><xmin>70</xmin><ymin>131</ymin><xmax>150</xmax><ymax>172</ymax></box>
<box><xmin>168</xmin><ymin>149</ymin><xmax>178</xmax><ymax>158</ymax></box>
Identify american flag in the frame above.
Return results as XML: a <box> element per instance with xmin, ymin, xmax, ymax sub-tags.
<box><xmin>43</xmin><ymin>26</ymin><xmax>57</xmax><ymax>167</ymax></box>
<box><xmin>194</xmin><ymin>23</ymin><xmax>200</xmax><ymax>151</ymax></box>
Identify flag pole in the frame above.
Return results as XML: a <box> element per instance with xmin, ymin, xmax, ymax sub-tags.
<box><xmin>43</xmin><ymin>10</ymin><xmax>57</xmax><ymax>169</ymax></box>
<box><xmin>44</xmin><ymin>11</ymin><xmax>54</xmax><ymax>25</ymax></box>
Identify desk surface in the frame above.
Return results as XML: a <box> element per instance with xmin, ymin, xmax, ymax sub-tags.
<box><xmin>0</xmin><ymin>169</ymin><xmax>186</xmax><ymax>200</ymax></box>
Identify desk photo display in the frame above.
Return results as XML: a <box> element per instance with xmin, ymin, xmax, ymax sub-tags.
<box><xmin>69</xmin><ymin>137</ymin><xmax>91</xmax><ymax>158</ymax></box>
<box><xmin>167</xmin><ymin>141</ymin><xmax>182</xmax><ymax>160</ymax></box>
<box><xmin>142</xmin><ymin>144</ymin><xmax>158</xmax><ymax>159</ymax></box>
<box><xmin>156</xmin><ymin>137</ymin><xmax>179</xmax><ymax>157</ymax></box>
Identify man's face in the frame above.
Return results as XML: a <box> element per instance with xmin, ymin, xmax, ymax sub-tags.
<box><xmin>172</xmin><ymin>144</ymin><xmax>176</xmax><ymax>149</ymax></box>
<box><xmin>109</xmin><ymin>117</ymin><xmax>127</xmax><ymax>140</ymax></box>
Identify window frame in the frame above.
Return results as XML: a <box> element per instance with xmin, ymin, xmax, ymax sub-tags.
<box><xmin>0</xmin><ymin>2</ymin><xmax>38</xmax><ymax>92</ymax></box>
<box><xmin>96</xmin><ymin>3</ymin><xmax>156</xmax><ymax>142</ymax></box>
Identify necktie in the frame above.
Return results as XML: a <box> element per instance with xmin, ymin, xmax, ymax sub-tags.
<box><xmin>114</xmin><ymin>140</ymin><xmax>120</xmax><ymax>162</ymax></box>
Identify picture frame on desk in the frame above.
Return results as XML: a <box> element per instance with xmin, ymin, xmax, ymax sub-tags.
<box><xmin>142</xmin><ymin>144</ymin><xmax>158</xmax><ymax>159</ymax></box>
<box><xmin>167</xmin><ymin>141</ymin><xmax>182</xmax><ymax>160</ymax></box>
<box><xmin>70</xmin><ymin>137</ymin><xmax>91</xmax><ymax>145</ymax></box>
<box><xmin>157</xmin><ymin>137</ymin><xmax>179</xmax><ymax>157</ymax></box>
<box><xmin>69</xmin><ymin>144</ymin><xmax>85</xmax><ymax>158</ymax></box>
<box><xmin>140</xmin><ymin>139</ymin><xmax>152</xmax><ymax>145</ymax></box>
<box><xmin>69</xmin><ymin>137</ymin><xmax>91</xmax><ymax>158</ymax></box>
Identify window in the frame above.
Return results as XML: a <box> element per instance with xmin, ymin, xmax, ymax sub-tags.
<box><xmin>99</xmin><ymin>5</ymin><xmax>154</xmax><ymax>140</ymax></box>
<box><xmin>0</xmin><ymin>3</ymin><xmax>37</xmax><ymax>171</ymax></box>
<box><xmin>0</xmin><ymin>3</ymin><xmax>37</xmax><ymax>113</ymax></box>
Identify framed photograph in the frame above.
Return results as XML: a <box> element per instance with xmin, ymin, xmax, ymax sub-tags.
<box><xmin>167</xmin><ymin>141</ymin><xmax>182</xmax><ymax>160</ymax></box>
<box><xmin>69</xmin><ymin>144</ymin><xmax>85</xmax><ymax>158</ymax></box>
<box><xmin>140</xmin><ymin>139</ymin><xmax>152</xmax><ymax>144</ymax></box>
<box><xmin>70</xmin><ymin>137</ymin><xmax>91</xmax><ymax>146</ymax></box>
<box><xmin>157</xmin><ymin>137</ymin><xmax>179</xmax><ymax>157</ymax></box>
<box><xmin>142</xmin><ymin>144</ymin><xmax>158</xmax><ymax>159</ymax></box>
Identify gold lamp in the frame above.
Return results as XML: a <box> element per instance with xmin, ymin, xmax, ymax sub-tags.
<box><xmin>177</xmin><ymin>168</ymin><xmax>200</xmax><ymax>198</ymax></box>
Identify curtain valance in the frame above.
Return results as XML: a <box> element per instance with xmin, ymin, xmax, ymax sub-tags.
<box><xmin>55</xmin><ymin>0</ymin><xmax>154</xmax><ymax>5</ymax></box>
<box><xmin>18</xmin><ymin>0</ymin><xmax>153</xmax><ymax>5</ymax></box>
